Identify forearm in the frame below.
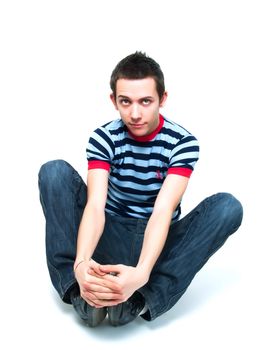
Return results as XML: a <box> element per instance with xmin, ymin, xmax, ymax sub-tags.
<box><xmin>74</xmin><ymin>203</ymin><xmax>105</xmax><ymax>269</ymax></box>
<box><xmin>136</xmin><ymin>209</ymin><xmax>173</xmax><ymax>278</ymax></box>
<box><xmin>137</xmin><ymin>175</ymin><xmax>188</xmax><ymax>278</ymax></box>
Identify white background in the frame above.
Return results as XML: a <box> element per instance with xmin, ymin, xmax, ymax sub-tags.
<box><xmin>1</xmin><ymin>0</ymin><xmax>262</xmax><ymax>349</ymax></box>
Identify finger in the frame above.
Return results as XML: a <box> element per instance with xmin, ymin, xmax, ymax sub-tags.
<box><xmin>88</xmin><ymin>269</ymin><xmax>104</xmax><ymax>278</ymax></box>
<box><xmin>89</xmin><ymin>259</ymin><xmax>103</xmax><ymax>275</ymax></box>
<box><xmin>84</xmin><ymin>276</ymin><xmax>122</xmax><ymax>292</ymax></box>
<box><xmin>99</xmin><ymin>264</ymin><xmax>121</xmax><ymax>274</ymax></box>
<box><xmin>85</xmin><ymin>299</ymin><xmax>106</xmax><ymax>309</ymax></box>
<box><xmin>89</xmin><ymin>298</ymin><xmax>122</xmax><ymax>307</ymax></box>
<box><xmin>99</xmin><ymin>278</ymin><xmax>122</xmax><ymax>291</ymax></box>
<box><xmin>81</xmin><ymin>291</ymin><xmax>107</xmax><ymax>308</ymax></box>
<box><xmin>99</xmin><ymin>273</ymin><xmax>121</xmax><ymax>284</ymax></box>
<box><xmin>80</xmin><ymin>292</ymin><xmax>96</xmax><ymax>307</ymax></box>
<box><xmin>80</xmin><ymin>288</ymin><xmax>113</xmax><ymax>308</ymax></box>
<box><xmin>81</xmin><ymin>290</ymin><xmax>122</xmax><ymax>307</ymax></box>
<box><xmin>82</xmin><ymin>283</ymin><xmax>115</xmax><ymax>294</ymax></box>
<box><xmin>88</xmin><ymin>268</ymin><xmax>109</xmax><ymax>279</ymax></box>
<box><xmin>84</xmin><ymin>290</ymin><xmax>122</xmax><ymax>301</ymax></box>
<box><xmin>82</xmin><ymin>290</ymin><xmax>99</xmax><ymax>302</ymax></box>
<box><xmin>83</xmin><ymin>282</ymin><xmax>121</xmax><ymax>296</ymax></box>
<box><xmin>96</xmin><ymin>300</ymin><xmax>121</xmax><ymax>307</ymax></box>
<box><xmin>89</xmin><ymin>263</ymin><xmax>106</xmax><ymax>276</ymax></box>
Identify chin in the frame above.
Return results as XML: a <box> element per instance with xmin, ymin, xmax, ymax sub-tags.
<box><xmin>131</xmin><ymin>129</ymin><xmax>149</xmax><ymax>137</ymax></box>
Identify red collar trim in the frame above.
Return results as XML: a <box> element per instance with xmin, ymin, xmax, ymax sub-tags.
<box><xmin>128</xmin><ymin>114</ymin><xmax>164</xmax><ymax>142</ymax></box>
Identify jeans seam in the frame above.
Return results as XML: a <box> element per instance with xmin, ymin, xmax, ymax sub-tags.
<box><xmin>172</xmin><ymin>205</ymin><xmax>207</xmax><ymax>259</ymax></box>
<box><xmin>72</xmin><ymin>169</ymin><xmax>86</xmax><ymax>246</ymax></box>
<box><xmin>47</xmin><ymin>261</ymin><xmax>63</xmax><ymax>297</ymax></box>
<box><xmin>62</xmin><ymin>278</ymin><xmax>78</xmax><ymax>303</ymax></box>
<box><xmin>162</xmin><ymin>287</ymin><xmax>188</xmax><ymax>315</ymax></box>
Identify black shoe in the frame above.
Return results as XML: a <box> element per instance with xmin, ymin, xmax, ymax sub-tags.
<box><xmin>108</xmin><ymin>291</ymin><xmax>145</xmax><ymax>326</ymax></box>
<box><xmin>70</xmin><ymin>288</ymin><xmax>107</xmax><ymax>327</ymax></box>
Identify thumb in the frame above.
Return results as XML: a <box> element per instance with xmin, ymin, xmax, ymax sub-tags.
<box><xmin>89</xmin><ymin>259</ymin><xmax>106</xmax><ymax>276</ymax></box>
<box><xmin>99</xmin><ymin>264</ymin><xmax>121</xmax><ymax>275</ymax></box>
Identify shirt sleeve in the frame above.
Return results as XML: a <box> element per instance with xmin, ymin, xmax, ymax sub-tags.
<box><xmin>168</xmin><ymin>135</ymin><xmax>199</xmax><ymax>178</ymax></box>
<box><xmin>86</xmin><ymin>126</ymin><xmax>115</xmax><ymax>171</ymax></box>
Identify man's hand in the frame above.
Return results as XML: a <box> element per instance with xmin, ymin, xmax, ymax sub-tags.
<box><xmin>74</xmin><ymin>259</ymin><xmax>122</xmax><ymax>308</ymax></box>
<box><xmin>89</xmin><ymin>264</ymin><xmax>149</xmax><ymax>304</ymax></box>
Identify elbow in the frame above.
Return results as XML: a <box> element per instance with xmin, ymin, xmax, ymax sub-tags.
<box><xmin>84</xmin><ymin>202</ymin><xmax>106</xmax><ymax>222</ymax></box>
<box><xmin>152</xmin><ymin>206</ymin><xmax>174</xmax><ymax>221</ymax></box>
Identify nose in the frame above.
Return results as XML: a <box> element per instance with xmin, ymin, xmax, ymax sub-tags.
<box><xmin>130</xmin><ymin>104</ymin><xmax>141</xmax><ymax>121</ymax></box>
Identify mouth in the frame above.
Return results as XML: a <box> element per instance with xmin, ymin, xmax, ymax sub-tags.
<box><xmin>129</xmin><ymin>123</ymin><xmax>145</xmax><ymax>129</ymax></box>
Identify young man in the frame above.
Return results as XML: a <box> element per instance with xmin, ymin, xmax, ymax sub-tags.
<box><xmin>38</xmin><ymin>52</ymin><xmax>243</xmax><ymax>327</ymax></box>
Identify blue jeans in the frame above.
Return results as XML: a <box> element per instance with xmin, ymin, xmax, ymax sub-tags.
<box><xmin>38</xmin><ymin>160</ymin><xmax>243</xmax><ymax>321</ymax></box>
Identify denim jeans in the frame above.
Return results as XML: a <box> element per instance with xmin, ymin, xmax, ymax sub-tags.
<box><xmin>38</xmin><ymin>160</ymin><xmax>243</xmax><ymax>321</ymax></box>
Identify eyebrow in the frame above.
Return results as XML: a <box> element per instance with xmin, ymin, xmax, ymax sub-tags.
<box><xmin>117</xmin><ymin>95</ymin><xmax>154</xmax><ymax>100</ymax></box>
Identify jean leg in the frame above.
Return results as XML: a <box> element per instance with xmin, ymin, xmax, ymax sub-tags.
<box><xmin>93</xmin><ymin>213</ymin><xmax>145</xmax><ymax>267</ymax></box>
<box><xmin>140</xmin><ymin>192</ymin><xmax>243</xmax><ymax>321</ymax></box>
<box><xmin>38</xmin><ymin>160</ymin><xmax>87</xmax><ymax>303</ymax></box>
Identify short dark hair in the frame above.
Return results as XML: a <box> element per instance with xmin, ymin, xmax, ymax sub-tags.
<box><xmin>110</xmin><ymin>51</ymin><xmax>165</xmax><ymax>100</ymax></box>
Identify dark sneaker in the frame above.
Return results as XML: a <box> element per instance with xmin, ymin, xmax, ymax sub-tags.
<box><xmin>108</xmin><ymin>291</ymin><xmax>145</xmax><ymax>326</ymax></box>
<box><xmin>70</xmin><ymin>288</ymin><xmax>107</xmax><ymax>327</ymax></box>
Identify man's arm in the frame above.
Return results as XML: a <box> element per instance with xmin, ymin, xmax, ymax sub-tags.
<box><xmin>74</xmin><ymin>169</ymin><xmax>109</xmax><ymax>266</ymax></box>
<box><xmin>136</xmin><ymin>174</ymin><xmax>189</xmax><ymax>274</ymax></box>
<box><xmin>96</xmin><ymin>174</ymin><xmax>189</xmax><ymax>304</ymax></box>
<box><xmin>74</xmin><ymin>168</ymin><xmax>122</xmax><ymax>307</ymax></box>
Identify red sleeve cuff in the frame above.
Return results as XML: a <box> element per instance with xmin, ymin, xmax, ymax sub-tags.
<box><xmin>167</xmin><ymin>167</ymin><xmax>193</xmax><ymax>178</ymax></box>
<box><xmin>88</xmin><ymin>160</ymin><xmax>111</xmax><ymax>171</ymax></box>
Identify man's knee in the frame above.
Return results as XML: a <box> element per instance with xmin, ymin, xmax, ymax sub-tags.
<box><xmin>216</xmin><ymin>192</ymin><xmax>243</xmax><ymax>232</ymax></box>
<box><xmin>38</xmin><ymin>159</ymin><xmax>72</xmax><ymax>189</ymax></box>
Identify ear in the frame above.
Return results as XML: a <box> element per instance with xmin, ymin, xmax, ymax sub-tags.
<box><xmin>110</xmin><ymin>93</ymin><xmax>118</xmax><ymax>110</ymax></box>
<box><xmin>159</xmin><ymin>91</ymin><xmax>168</xmax><ymax>107</ymax></box>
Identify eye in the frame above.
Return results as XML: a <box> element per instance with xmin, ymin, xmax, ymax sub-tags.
<box><xmin>119</xmin><ymin>98</ymin><xmax>130</xmax><ymax>106</ymax></box>
<box><xmin>142</xmin><ymin>99</ymin><xmax>151</xmax><ymax>105</ymax></box>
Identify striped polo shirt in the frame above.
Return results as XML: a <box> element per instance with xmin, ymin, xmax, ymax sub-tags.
<box><xmin>86</xmin><ymin>114</ymin><xmax>199</xmax><ymax>221</ymax></box>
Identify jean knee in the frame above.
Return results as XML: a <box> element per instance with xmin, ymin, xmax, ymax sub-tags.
<box><xmin>38</xmin><ymin>159</ymin><xmax>72</xmax><ymax>189</ymax></box>
<box><xmin>218</xmin><ymin>192</ymin><xmax>243</xmax><ymax>230</ymax></box>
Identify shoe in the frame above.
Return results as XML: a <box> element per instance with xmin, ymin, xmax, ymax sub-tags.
<box><xmin>70</xmin><ymin>288</ymin><xmax>107</xmax><ymax>327</ymax></box>
<box><xmin>108</xmin><ymin>291</ymin><xmax>145</xmax><ymax>326</ymax></box>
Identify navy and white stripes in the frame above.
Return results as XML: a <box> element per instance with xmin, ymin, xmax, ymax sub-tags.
<box><xmin>86</xmin><ymin>115</ymin><xmax>199</xmax><ymax>220</ymax></box>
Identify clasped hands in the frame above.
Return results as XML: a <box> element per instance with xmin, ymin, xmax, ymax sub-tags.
<box><xmin>74</xmin><ymin>259</ymin><xmax>148</xmax><ymax>308</ymax></box>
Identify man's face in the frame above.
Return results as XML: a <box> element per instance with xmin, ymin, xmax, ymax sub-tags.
<box><xmin>110</xmin><ymin>77</ymin><xmax>167</xmax><ymax>137</ymax></box>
